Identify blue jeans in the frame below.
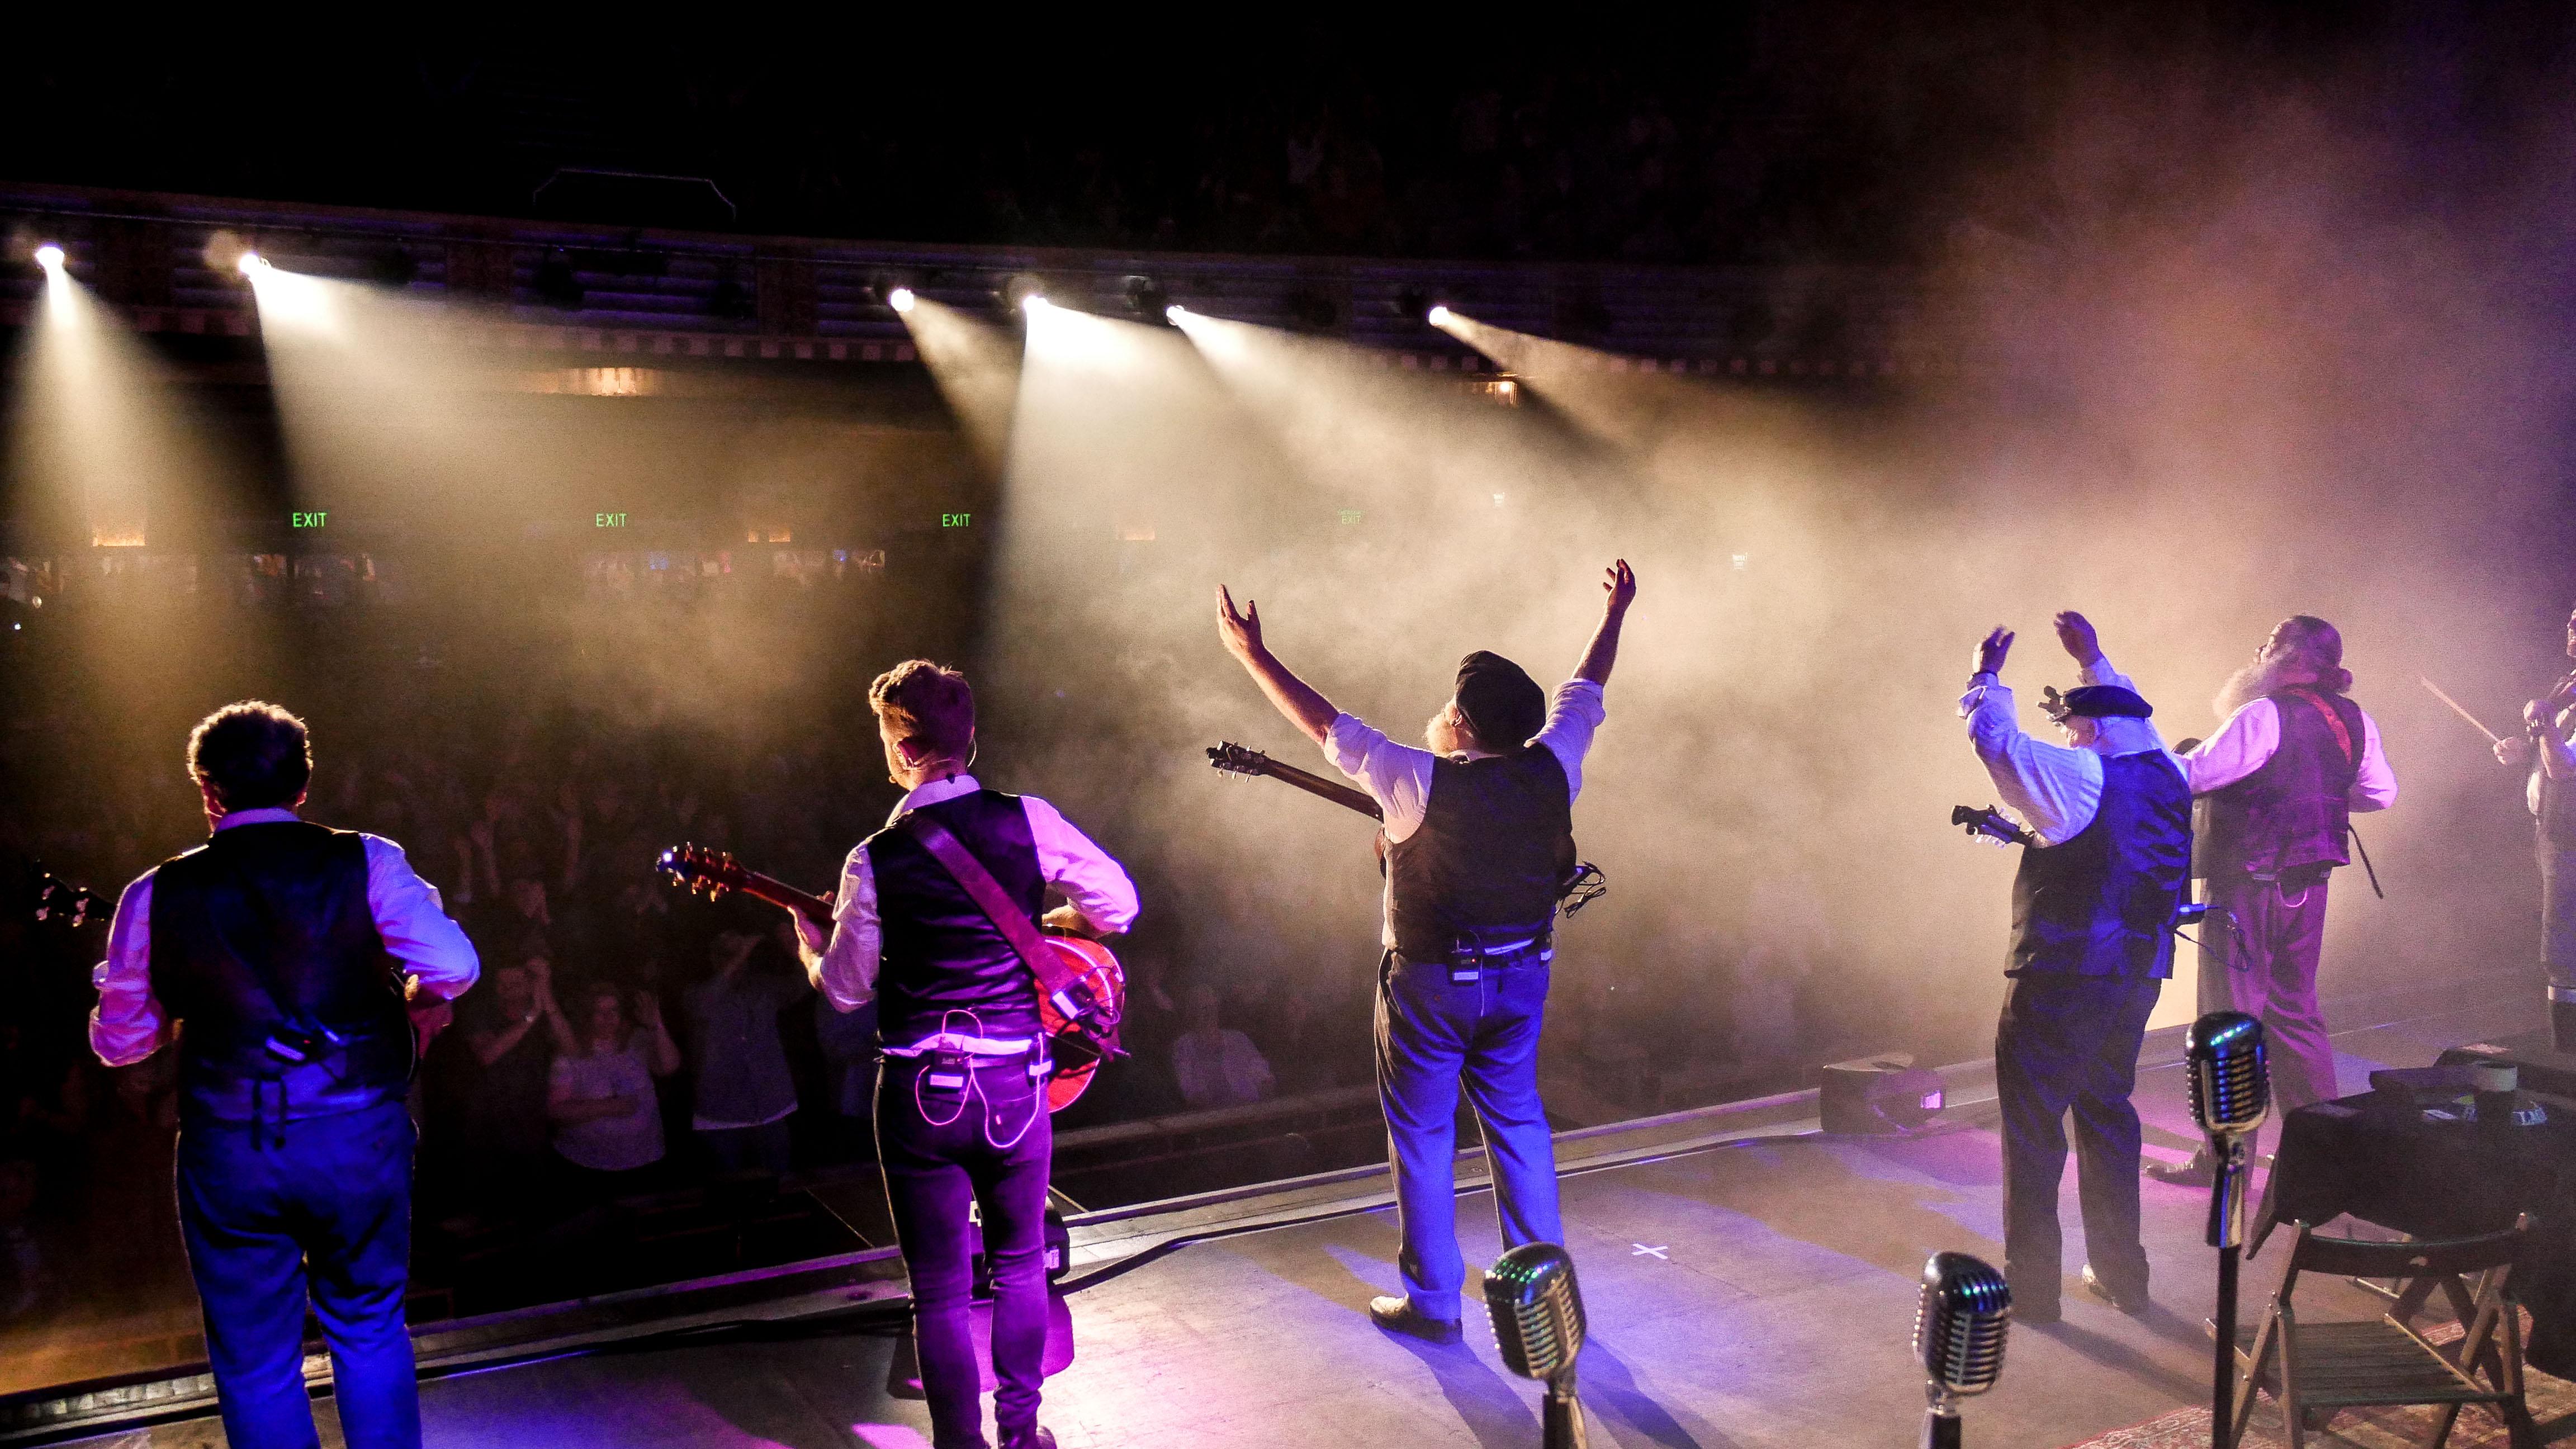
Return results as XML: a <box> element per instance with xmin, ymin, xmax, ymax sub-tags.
<box><xmin>877</xmin><ymin>1050</ymin><xmax>1052</xmax><ymax>1449</ymax></box>
<box><xmin>1375</xmin><ymin>950</ymin><xmax>1562</xmax><ymax>1321</ymax></box>
<box><xmin>176</xmin><ymin>1097</ymin><xmax>421</xmax><ymax>1449</ymax></box>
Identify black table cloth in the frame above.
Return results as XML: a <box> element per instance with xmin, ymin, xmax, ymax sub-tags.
<box><xmin>2252</xmin><ymin>1091</ymin><xmax>2576</xmax><ymax>1375</ymax></box>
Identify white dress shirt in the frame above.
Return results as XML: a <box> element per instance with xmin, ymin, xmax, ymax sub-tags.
<box><xmin>806</xmin><ymin>775</ymin><xmax>1139</xmax><ymax>1056</ymax></box>
<box><xmin>1324</xmin><ymin>678</ymin><xmax>1607</xmax><ymax>946</ymax></box>
<box><xmin>1959</xmin><ymin>655</ymin><xmax>2174</xmax><ymax>846</ymax></box>
<box><xmin>2182</xmin><ymin>693</ymin><xmax>2398</xmax><ymax>809</ymax></box>
<box><xmin>90</xmin><ymin>807</ymin><xmax>482</xmax><ymax>1068</ymax></box>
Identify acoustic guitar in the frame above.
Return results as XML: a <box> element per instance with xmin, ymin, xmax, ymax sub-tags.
<box><xmin>656</xmin><ymin>843</ymin><xmax>1123</xmax><ymax>1112</ymax></box>
<box><xmin>1206</xmin><ymin>741</ymin><xmax>1608</xmax><ymax>915</ymax></box>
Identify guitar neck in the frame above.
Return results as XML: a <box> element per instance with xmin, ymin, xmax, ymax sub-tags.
<box><xmin>738</xmin><ymin>874</ymin><xmax>834</xmax><ymax>926</ymax></box>
<box><xmin>1255</xmin><ymin>760</ymin><xmax>1384</xmax><ymax>822</ymax></box>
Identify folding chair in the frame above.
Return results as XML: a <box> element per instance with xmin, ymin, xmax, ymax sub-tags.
<box><xmin>2228</xmin><ymin>1215</ymin><xmax>2536</xmax><ymax>1449</ymax></box>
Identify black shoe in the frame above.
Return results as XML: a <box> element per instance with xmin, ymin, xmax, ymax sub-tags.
<box><xmin>1369</xmin><ymin>1295</ymin><xmax>1464</xmax><ymax>1344</ymax></box>
<box><xmin>998</xmin><ymin>1428</ymin><xmax>1055</xmax><ymax>1449</ymax></box>
<box><xmin>2146</xmin><ymin>1152</ymin><xmax>2215</xmax><ymax>1187</ymax></box>
<box><xmin>2082</xmin><ymin>1264</ymin><xmax>2148</xmax><ymax>1316</ymax></box>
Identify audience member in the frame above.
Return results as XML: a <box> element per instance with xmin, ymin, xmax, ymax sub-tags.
<box><xmin>549</xmin><ymin>983</ymin><xmax>682</xmax><ymax>1198</ymax></box>
<box><xmin>1172</xmin><ymin>984</ymin><xmax>1276</xmax><ymax>1110</ymax></box>
<box><xmin>682</xmin><ymin>929</ymin><xmax>808</xmax><ymax>1175</ymax></box>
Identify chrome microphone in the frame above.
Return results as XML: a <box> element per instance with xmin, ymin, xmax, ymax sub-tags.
<box><xmin>1484</xmin><ymin>1243</ymin><xmax>1589</xmax><ymax>1449</ymax></box>
<box><xmin>1916</xmin><ymin>1251</ymin><xmax>2011</xmax><ymax>1442</ymax></box>
<box><xmin>2186</xmin><ymin>1011</ymin><xmax>2269</xmax><ymax>1248</ymax></box>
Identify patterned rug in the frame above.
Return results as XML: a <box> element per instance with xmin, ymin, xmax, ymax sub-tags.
<box><xmin>2062</xmin><ymin>1318</ymin><xmax>2572</xmax><ymax>1448</ymax></box>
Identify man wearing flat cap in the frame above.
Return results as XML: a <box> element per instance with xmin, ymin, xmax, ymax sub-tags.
<box><xmin>1218</xmin><ymin>561</ymin><xmax>1636</xmax><ymax>1345</ymax></box>
<box><xmin>1962</xmin><ymin>611</ymin><xmax>2191</xmax><ymax>1323</ymax></box>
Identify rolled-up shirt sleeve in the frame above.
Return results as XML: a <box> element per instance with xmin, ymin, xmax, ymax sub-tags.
<box><xmin>1960</xmin><ymin>674</ymin><xmax>2103</xmax><ymax>845</ymax></box>
<box><xmin>813</xmin><ymin>844</ymin><xmax>882</xmax><ymax>1014</ymax></box>
<box><xmin>1532</xmin><ymin>680</ymin><xmax>1608</xmax><ymax>802</ymax></box>
<box><xmin>1323</xmin><ymin>714</ymin><xmax>1437</xmax><ymax>842</ymax></box>
<box><xmin>2182</xmin><ymin>700</ymin><xmax>2278</xmax><ymax>795</ymax></box>
<box><xmin>363</xmin><ymin>835</ymin><xmax>479</xmax><ymax>1000</ymax></box>
<box><xmin>1024</xmin><ymin>795</ymin><xmax>1139</xmax><ymax>936</ymax></box>
<box><xmin>91</xmin><ymin>872</ymin><xmax>170</xmax><ymax>1067</ymax></box>
<box><xmin>2352</xmin><ymin>711</ymin><xmax>2398</xmax><ymax>812</ymax></box>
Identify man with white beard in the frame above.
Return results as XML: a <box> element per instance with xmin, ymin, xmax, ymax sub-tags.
<box><xmin>2149</xmin><ymin>615</ymin><xmax>2397</xmax><ymax>1186</ymax></box>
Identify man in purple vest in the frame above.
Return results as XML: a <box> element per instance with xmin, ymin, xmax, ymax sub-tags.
<box><xmin>90</xmin><ymin>702</ymin><xmax>479</xmax><ymax>1449</ymax></box>
<box><xmin>795</xmin><ymin>661</ymin><xmax>1137</xmax><ymax>1449</ymax></box>
<box><xmin>2151</xmin><ymin>615</ymin><xmax>2397</xmax><ymax>1185</ymax></box>
<box><xmin>1217</xmin><ymin>561</ymin><xmax>1635</xmax><ymax>1346</ymax></box>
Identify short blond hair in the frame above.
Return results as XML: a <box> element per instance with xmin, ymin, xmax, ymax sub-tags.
<box><xmin>869</xmin><ymin>660</ymin><xmax>975</xmax><ymax>757</ymax></box>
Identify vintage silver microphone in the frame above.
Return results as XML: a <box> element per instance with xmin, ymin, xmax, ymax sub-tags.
<box><xmin>1484</xmin><ymin>1243</ymin><xmax>1588</xmax><ymax>1449</ymax></box>
<box><xmin>2186</xmin><ymin>1011</ymin><xmax>2270</xmax><ymax>1448</ymax></box>
<box><xmin>1914</xmin><ymin>1251</ymin><xmax>2010</xmax><ymax>1449</ymax></box>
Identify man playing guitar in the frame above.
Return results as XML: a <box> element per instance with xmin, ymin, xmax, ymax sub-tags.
<box><xmin>1216</xmin><ymin>560</ymin><xmax>1635</xmax><ymax>1347</ymax></box>
<box><xmin>791</xmin><ymin>660</ymin><xmax>1137</xmax><ymax>1449</ymax></box>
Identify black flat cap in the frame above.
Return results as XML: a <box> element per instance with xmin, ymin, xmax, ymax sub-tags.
<box><xmin>2051</xmin><ymin>684</ymin><xmax>2153</xmax><ymax>719</ymax></box>
<box><xmin>1455</xmin><ymin>651</ymin><xmax>1547</xmax><ymax>747</ymax></box>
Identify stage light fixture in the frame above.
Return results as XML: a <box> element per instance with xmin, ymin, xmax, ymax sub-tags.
<box><xmin>1122</xmin><ymin>274</ymin><xmax>1173</xmax><ymax>324</ymax></box>
<box><xmin>1002</xmin><ymin>273</ymin><xmax>1048</xmax><ymax>314</ymax></box>
<box><xmin>1428</xmin><ymin>304</ymin><xmax>1454</xmax><ymax>327</ymax></box>
<box><xmin>1022</xmin><ymin>293</ymin><xmax>1053</xmax><ymax>314</ymax></box>
<box><xmin>1165</xmin><ymin>304</ymin><xmax>1188</xmax><ymax>323</ymax></box>
<box><xmin>888</xmin><ymin>287</ymin><xmax>917</xmax><ymax>314</ymax></box>
<box><xmin>33</xmin><ymin>244</ymin><xmax>64</xmax><ymax>270</ymax></box>
<box><xmin>238</xmin><ymin>252</ymin><xmax>270</xmax><ymax>276</ymax></box>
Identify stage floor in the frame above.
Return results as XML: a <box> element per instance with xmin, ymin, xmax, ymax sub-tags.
<box><xmin>56</xmin><ymin>989</ymin><xmax>2536</xmax><ymax>1449</ymax></box>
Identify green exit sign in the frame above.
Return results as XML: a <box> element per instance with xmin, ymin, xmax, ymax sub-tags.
<box><xmin>941</xmin><ymin>512</ymin><xmax>973</xmax><ymax>528</ymax></box>
<box><xmin>1338</xmin><ymin>508</ymin><xmax>1363</xmax><ymax>525</ymax></box>
<box><xmin>595</xmin><ymin>512</ymin><xmax>628</xmax><ymax>528</ymax></box>
<box><xmin>290</xmin><ymin>510</ymin><xmax>328</xmax><ymax>528</ymax></box>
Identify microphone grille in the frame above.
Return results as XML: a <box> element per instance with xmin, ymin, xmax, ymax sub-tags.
<box><xmin>1484</xmin><ymin>1244</ymin><xmax>1586</xmax><ymax>1381</ymax></box>
<box><xmin>1915</xmin><ymin>1252</ymin><xmax>2010</xmax><ymax>1396</ymax></box>
<box><xmin>2186</xmin><ymin>1012</ymin><xmax>2270</xmax><ymax>1133</ymax></box>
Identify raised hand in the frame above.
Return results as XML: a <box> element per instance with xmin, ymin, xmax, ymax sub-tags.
<box><xmin>1216</xmin><ymin>585</ymin><xmax>1266</xmax><ymax>661</ymax></box>
<box><xmin>1976</xmin><ymin>627</ymin><xmax>2015</xmax><ymax>677</ymax></box>
<box><xmin>2499</xmin><ymin>736</ymin><xmax>2537</xmax><ymax>768</ymax></box>
<box><xmin>1600</xmin><ymin>560</ymin><xmax>1637</xmax><ymax>616</ymax></box>
<box><xmin>2052</xmin><ymin>611</ymin><xmax>2101</xmax><ymax>665</ymax></box>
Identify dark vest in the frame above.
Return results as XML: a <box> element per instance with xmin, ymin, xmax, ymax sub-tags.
<box><xmin>1388</xmin><ymin>747</ymin><xmax>1571</xmax><ymax>960</ymax></box>
<box><xmin>149</xmin><ymin>821</ymin><xmax>411</xmax><ymax>1123</ymax></box>
<box><xmin>2198</xmin><ymin>688</ymin><xmax>2365</xmax><ymax>880</ymax></box>
<box><xmin>2540</xmin><ymin>711</ymin><xmax>2576</xmax><ymax>847</ymax></box>
<box><xmin>869</xmin><ymin>789</ymin><xmax>1046</xmax><ymax>1046</ymax></box>
<box><xmin>2009</xmin><ymin>750</ymin><xmax>2193</xmax><ymax>978</ymax></box>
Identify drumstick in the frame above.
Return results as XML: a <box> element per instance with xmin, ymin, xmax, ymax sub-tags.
<box><xmin>2418</xmin><ymin>675</ymin><xmax>2503</xmax><ymax>745</ymax></box>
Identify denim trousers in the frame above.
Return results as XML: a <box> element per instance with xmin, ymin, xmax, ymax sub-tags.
<box><xmin>176</xmin><ymin>1096</ymin><xmax>422</xmax><ymax>1449</ymax></box>
<box><xmin>1993</xmin><ymin>972</ymin><xmax>2160</xmax><ymax>1314</ymax></box>
<box><xmin>1375</xmin><ymin>949</ymin><xmax>1563</xmax><ymax>1321</ymax></box>
<box><xmin>877</xmin><ymin>1050</ymin><xmax>1052</xmax><ymax>1449</ymax></box>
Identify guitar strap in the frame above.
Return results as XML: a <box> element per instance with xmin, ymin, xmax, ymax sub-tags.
<box><xmin>893</xmin><ymin>810</ymin><xmax>1088</xmax><ymax>1011</ymax></box>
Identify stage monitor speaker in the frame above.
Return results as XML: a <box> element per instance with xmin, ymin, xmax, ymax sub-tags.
<box><xmin>1820</xmin><ymin>1053</ymin><xmax>1945</xmax><ymax>1135</ymax></box>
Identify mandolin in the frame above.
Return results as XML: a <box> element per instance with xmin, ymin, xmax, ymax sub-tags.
<box><xmin>23</xmin><ymin>866</ymin><xmax>106</xmax><ymax>927</ymax></box>
<box><xmin>1950</xmin><ymin>804</ymin><xmax>2041</xmax><ymax>850</ymax></box>
<box><xmin>656</xmin><ymin>843</ymin><xmax>1123</xmax><ymax>1111</ymax></box>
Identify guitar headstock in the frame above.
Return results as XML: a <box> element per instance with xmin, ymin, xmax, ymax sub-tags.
<box><xmin>29</xmin><ymin>868</ymin><xmax>105</xmax><ymax>928</ymax></box>
<box><xmin>1206</xmin><ymin>741</ymin><xmax>1273</xmax><ymax>776</ymax></box>
<box><xmin>1949</xmin><ymin>804</ymin><xmax>2034</xmax><ymax>849</ymax></box>
<box><xmin>657</xmin><ymin>842</ymin><xmax>750</xmax><ymax>901</ymax></box>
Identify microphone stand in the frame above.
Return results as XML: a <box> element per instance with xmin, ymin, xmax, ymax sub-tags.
<box><xmin>1922</xmin><ymin>1385</ymin><xmax>1963</xmax><ymax>1449</ymax></box>
<box><xmin>1543</xmin><ymin>1363</ymin><xmax>1590</xmax><ymax>1449</ymax></box>
<box><xmin>2206</xmin><ymin>1128</ymin><xmax>2253</xmax><ymax>1447</ymax></box>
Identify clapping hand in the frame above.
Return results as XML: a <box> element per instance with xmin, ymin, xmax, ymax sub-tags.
<box><xmin>2052</xmin><ymin>611</ymin><xmax>2101</xmax><ymax>666</ymax></box>
<box><xmin>1216</xmin><ymin>585</ymin><xmax>1265</xmax><ymax>661</ymax></box>
<box><xmin>1600</xmin><ymin>560</ymin><xmax>1637</xmax><ymax>616</ymax></box>
<box><xmin>1975</xmin><ymin>627</ymin><xmax>2014</xmax><ymax>677</ymax></box>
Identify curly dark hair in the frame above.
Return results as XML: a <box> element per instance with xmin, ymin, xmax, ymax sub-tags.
<box><xmin>186</xmin><ymin>700</ymin><xmax>312</xmax><ymax>811</ymax></box>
